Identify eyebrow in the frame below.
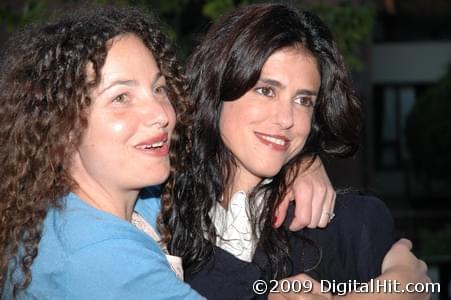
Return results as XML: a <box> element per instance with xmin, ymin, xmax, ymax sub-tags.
<box><xmin>258</xmin><ymin>77</ymin><xmax>318</xmax><ymax>96</ymax></box>
<box><xmin>99</xmin><ymin>72</ymin><xmax>163</xmax><ymax>95</ymax></box>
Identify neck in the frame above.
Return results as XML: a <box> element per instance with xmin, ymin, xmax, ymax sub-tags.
<box><xmin>71</xmin><ymin>169</ymin><xmax>139</xmax><ymax>221</ymax></box>
<box><xmin>73</xmin><ymin>185</ymin><xmax>138</xmax><ymax>221</ymax></box>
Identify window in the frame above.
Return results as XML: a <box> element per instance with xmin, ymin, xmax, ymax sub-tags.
<box><xmin>374</xmin><ymin>84</ymin><xmax>428</xmax><ymax>169</ymax></box>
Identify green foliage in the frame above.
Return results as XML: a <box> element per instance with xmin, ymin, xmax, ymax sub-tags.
<box><xmin>309</xmin><ymin>1</ymin><xmax>375</xmax><ymax>70</ymax></box>
<box><xmin>0</xmin><ymin>0</ymin><xmax>50</xmax><ymax>31</ymax></box>
<box><xmin>200</xmin><ymin>0</ymin><xmax>375</xmax><ymax>70</ymax></box>
<box><xmin>202</xmin><ymin>0</ymin><xmax>234</xmax><ymax>20</ymax></box>
<box><xmin>159</xmin><ymin>0</ymin><xmax>191</xmax><ymax>14</ymax></box>
<box><xmin>0</xmin><ymin>0</ymin><xmax>375</xmax><ymax>71</ymax></box>
<box><xmin>405</xmin><ymin>70</ymin><xmax>451</xmax><ymax>182</ymax></box>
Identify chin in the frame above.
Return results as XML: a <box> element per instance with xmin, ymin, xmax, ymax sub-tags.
<box><xmin>255</xmin><ymin>166</ymin><xmax>283</xmax><ymax>179</ymax></box>
<box><xmin>140</xmin><ymin>170</ymin><xmax>171</xmax><ymax>187</ymax></box>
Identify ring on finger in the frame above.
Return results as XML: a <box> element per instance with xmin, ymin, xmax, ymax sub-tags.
<box><xmin>323</xmin><ymin>211</ymin><xmax>335</xmax><ymax>221</ymax></box>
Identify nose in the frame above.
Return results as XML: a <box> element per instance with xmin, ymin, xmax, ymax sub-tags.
<box><xmin>141</xmin><ymin>97</ymin><xmax>172</xmax><ymax>129</ymax></box>
<box><xmin>273</xmin><ymin>99</ymin><xmax>294</xmax><ymax>129</ymax></box>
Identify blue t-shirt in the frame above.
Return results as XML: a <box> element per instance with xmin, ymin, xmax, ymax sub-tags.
<box><xmin>4</xmin><ymin>190</ymin><xmax>202</xmax><ymax>300</ymax></box>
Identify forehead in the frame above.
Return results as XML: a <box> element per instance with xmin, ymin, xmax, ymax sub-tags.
<box><xmin>260</xmin><ymin>47</ymin><xmax>320</xmax><ymax>88</ymax></box>
<box><xmin>263</xmin><ymin>46</ymin><xmax>318</xmax><ymax>70</ymax></box>
<box><xmin>85</xmin><ymin>34</ymin><xmax>158</xmax><ymax>85</ymax></box>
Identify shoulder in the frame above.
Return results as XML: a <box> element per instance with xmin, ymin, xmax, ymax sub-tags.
<box><xmin>331</xmin><ymin>193</ymin><xmax>395</xmax><ymax>280</ymax></box>
<box><xmin>333</xmin><ymin>193</ymin><xmax>394</xmax><ymax>231</ymax></box>
<box><xmin>335</xmin><ymin>193</ymin><xmax>392</xmax><ymax>216</ymax></box>
<box><xmin>289</xmin><ymin>193</ymin><xmax>395</xmax><ymax>282</ymax></box>
<box><xmin>62</xmin><ymin>232</ymin><xmax>202</xmax><ymax>299</ymax></box>
<box><xmin>33</xmin><ymin>192</ymin><xmax>201</xmax><ymax>299</ymax></box>
<box><xmin>44</xmin><ymin>193</ymin><xmax>150</xmax><ymax>253</ymax></box>
<box><xmin>322</xmin><ymin>192</ymin><xmax>395</xmax><ymax>248</ymax></box>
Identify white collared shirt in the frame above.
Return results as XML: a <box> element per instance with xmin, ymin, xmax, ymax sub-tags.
<box><xmin>209</xmin><ymin>191</ymin><xmax>264</xmax><ymax>262</ymax></box>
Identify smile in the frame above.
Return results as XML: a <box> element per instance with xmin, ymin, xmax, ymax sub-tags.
<box><xmin>135</xmin><ymin>141</ymin><xmax>165</xmax><ymax>150</ymax></box>
<box><xmin>254</xmin><ymin>132</ymin><xmax>290</xmax><ymax>151</ymax></box>
<box><xmin>134</xmin><ymin>133</ymin><xmax>169</xmax><ymax>156</ymax></box>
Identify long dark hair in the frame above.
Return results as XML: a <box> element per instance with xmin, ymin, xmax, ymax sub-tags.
<box><xmin>162</xmin><ymin>3</ymin><xmax>361</xmax><ymax>278</ymax></box>
<box><xmin>0</xmin><ymin>5</ymin><xmax>187</xmax><ymax>297</ymax></box>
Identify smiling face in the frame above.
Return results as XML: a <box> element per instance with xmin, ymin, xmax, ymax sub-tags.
<box><xmin>71</xmin><ymin>34</ymin><xmax>176</xmax><ymax>194</ymax></box>
<box><xmin>219</xmin><ymin>47</ymin><xmax>321</xmax><ymax>193</ymax></box>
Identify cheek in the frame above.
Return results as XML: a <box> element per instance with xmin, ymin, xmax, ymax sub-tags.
<box><xmin>291</xmin><ymin>114</ymin><xmax>313</xmax><ymax>151</ymax></box>
<box><xmin>166</xmin><ymin>104</ymin><xmax>177</xmax><ymax>131</ymax></box>
<box><xmin>297</xmin><ymin>111</ymin><xmax>313</xmax><ymax>135</ymax></box>
<box><xmin>111</xmin><ymin>122</ymin><xmax>126</xmax><ymax>133</ymax></box>
<box><xmin>88</xmin><ymin>113</ymin><xmax>135</xmax><ymax>145</ymax></box>
<box><xmin>221</xmin><ymin>102</ymin><xmax>265</xmax><ymax>128</ymax></box>
<box><xmin>102</xmin><ymin>116</ymin><xmax>132</xmax><ymax>139</ymax></box>
<box><xmin>219</xmin><ymin>104</ymin><xmax>234</xmax><ymax>141</ymax></box>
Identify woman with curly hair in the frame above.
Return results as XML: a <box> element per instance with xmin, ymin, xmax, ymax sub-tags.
<box><xmin>0</xmin><ymin>6</ymin><xmax>205</xmax><ymax>299</ymax></box>
<box><xmin>162</xmin><ymin>3</ymin><xmax>430</xmax><ymax>300</ymax></box>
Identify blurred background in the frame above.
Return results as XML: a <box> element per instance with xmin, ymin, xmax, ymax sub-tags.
<box><xmin>1</xmin><ymin>0</ymin><xmax>450</xmax><ymax>298</ymax></box>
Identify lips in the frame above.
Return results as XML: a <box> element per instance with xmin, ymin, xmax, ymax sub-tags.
<box><xmin>134</xmin><ymin>133</ymin><xmax>169</xmax><ymax>156</ymax></box>
<box><xmin>254</xmin><ymin>132</ymin><xmax>290</xmax><ymax>151</ymax></box>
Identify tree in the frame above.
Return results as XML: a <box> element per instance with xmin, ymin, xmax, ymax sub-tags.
<box><xmin>1</xmin><ymin>0</ymin><xmax>375</xmax><ymax>70</ymax></box>
<box><xmin>201</xmin><ymin>0</ymin><xmax>375</xmax><ymax>70</ymax></box>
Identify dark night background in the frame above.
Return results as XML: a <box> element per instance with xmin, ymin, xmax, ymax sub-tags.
<box><xmin>1</xmin><ymin>0</ymin><xmax>450</xmax><ymax>298</ymax></box>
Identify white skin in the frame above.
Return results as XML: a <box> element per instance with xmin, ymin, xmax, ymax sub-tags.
<box><xmin>70</xmin><ymin>34</ymin><xmax>175</xmax><ymax>220</ymax></box>
<box><xmin>219</xmin><ymin>47</ymin><xmax>430</xmax><ymax>300</ymax></box>
<box><xmin>218</xmin><ymin>46</ymin><xmax>334</xmax><ymax>230</ymax></box>
<box><xmin>276</xmin><ymin>156</ymin><xmax>336</xmax><ymax>230</ymax></box>
<box><xmin>219</xmin><ymin>47</ymin><xmax>320</xmax><ymax>202</ymax></box>
<box><xmin>67</xmin><ymin>36</ymin><xmax>429</xmax><ymax>299</ymax></box>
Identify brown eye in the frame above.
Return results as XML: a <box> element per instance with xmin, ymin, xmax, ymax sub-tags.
<box><xmin>294</xmin><ymin>96</ymin><xmax>313</xmax><ymax>107</ymax></box>
<box><xmin>112</xmin><ymin>93</ymin><xmax>128</xmax><ymax>103</ymax></box>
<box><xmin>255</xmin><ymin>86</ymin><xmax>275</xmax><ymax>97</ymax></box>
<box><xmin>154</xmin><ymin>85</ymin><xmax>168</xmax><ymax>96</ymax></box>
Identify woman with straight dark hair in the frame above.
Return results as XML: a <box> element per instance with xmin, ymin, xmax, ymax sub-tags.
<box><xmin>162</xmin><ymin>3</ymin><xmax>430</xmax><ymax>299</ymax></box>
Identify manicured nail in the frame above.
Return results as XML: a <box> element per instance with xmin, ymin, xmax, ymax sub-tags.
<box><xmin>272</xmin><ymin>214</ymin><xmax>278</xmax><ymax>227</ymax></box>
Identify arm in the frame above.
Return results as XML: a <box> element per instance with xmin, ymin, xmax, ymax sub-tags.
<box><xmin>274</xmin><ymin>155</ymin><xmax>335</xmax><ymax>230</ymax></box>
<box><xmin>65</xmin><ymin>238</ymin><xmax>203</xmax><ymax>300</ymax></box>
<box><xmin>268</xmin><ymin>240</ymin><xmax>430</xmax><ymax>300</ymax></box>
<box><xmin>333</xmin><ymin>239</ymin><xmax>431</xmax><ymax>300</ymax></box>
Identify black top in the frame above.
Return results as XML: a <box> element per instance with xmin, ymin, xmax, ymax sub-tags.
<box><xmin>185</xmin><ymin>194</ymin><xmax>395</xmax><ymax>300</ymax></box>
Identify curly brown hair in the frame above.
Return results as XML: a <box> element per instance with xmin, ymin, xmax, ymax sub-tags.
<box><xmin>0</xmin><ymin>5</ymin><xmax>188</xmax><ymax>297</ymax></box>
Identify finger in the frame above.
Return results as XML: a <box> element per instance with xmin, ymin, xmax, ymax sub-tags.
<box><xmin>382</xmin><ymin>238</ymin><xmax>414</xmax><ymax>272</ymax></box>
<box><xmin>273</xmin><ymin>190</ymin><xmax>292</xmax><ymax>228</ymax></box>
<box><xmin>418</xmin><ymin>259</ymin><xmax>428</xmax><ymax>274</ymax></box>
<box><xmin>395</xmin><ymin>238</ymin><xmax>413</xmax><ymax>250</ymax></box>
<box><xmin>330</xmin><ymin>190</ymin><xmax>336</xmax><ymax>216</ymax></box>
<box><xmin>307</xmin><ymin>185</ymin><xmax>331</xmax><ymax>228</ymax></box>
<box><xmin>289</xmin><ymin>183</ymin><xmax>312</xmax><ymax>231</ymax></box>
<box><xmin>318</xmin><ymin>189</ymin><xmax>337</xmax><ymax>228</ymax></box>
<box><xmin>317</xmin><ymin>190</ymin><xmax>336</xmax><ymax>228</ymax></box>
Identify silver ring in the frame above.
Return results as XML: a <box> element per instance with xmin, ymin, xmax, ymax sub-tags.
<box><xmin>323</xmin><ymin>211</ymin><xmax>335</xmax><ymax>221</ymax></box>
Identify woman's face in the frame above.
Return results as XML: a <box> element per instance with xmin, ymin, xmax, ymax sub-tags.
<box><xmin>219</xmin><ymin>47</ymin><xmax>320</xmax><ymax>191</ymax></box>
<box><xmin>71</xmin><ymin>34</ymin><xmax>176</xmax><ymax>192</ymax></box>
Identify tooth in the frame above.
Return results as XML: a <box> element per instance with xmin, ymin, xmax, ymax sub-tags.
<box><xmin>152</xmin><ymin>141</ymin><xmax>164</xmax><ymax>147</ymax></box>
<box><xmin>261</xmin><ymin>135</ymin><xmax>285</xmax><ymax>146</ymax></box>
